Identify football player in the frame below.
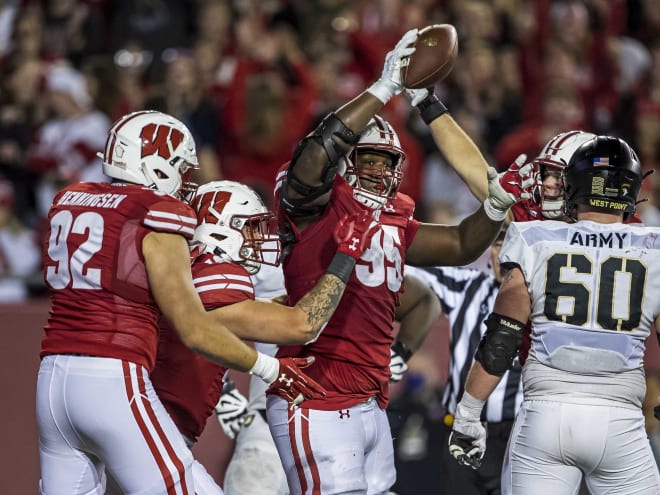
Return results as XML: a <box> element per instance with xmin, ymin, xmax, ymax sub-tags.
<box><xmin>269</xmin><ymin>29</ymin><xmax>518</xmax><ymax>494</ymax></box>
<box><xmin>449</xmin><ymin>136</ymin><xmax>660</xmax><ymax>494</ymax></box>
<box><xmin>36</xmin><ymin>111</ymin><xmax>365</xmax><ymax>494</ymax></box>
<box><xmin>150</xmin><ymin>180</ymin><xmax>381</xmax><ymax>493</ymax></box>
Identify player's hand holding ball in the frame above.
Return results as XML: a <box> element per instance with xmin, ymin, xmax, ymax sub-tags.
<box><xmin>403</xmin><ymin>25</ymin><xmax>458</xmax><ymax>124</ymax></box>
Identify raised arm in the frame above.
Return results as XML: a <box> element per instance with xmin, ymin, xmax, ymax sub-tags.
<box><xmin>280</xmin><ymin>30</ymin><xmax>418</xmax><ymax>230</ymax></box>
<box><xmin>406</xmin><ymin>87</ymin><xmax>514</xmax><ymax>224</ymax></box>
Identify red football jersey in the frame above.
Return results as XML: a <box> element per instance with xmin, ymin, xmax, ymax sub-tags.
<box><xmin>276</xmin><ymin>170</ymin><xmax>420</xmax><ymax>410</ymax></box>
<box><xmin>40</xmin><ymin>182</ymin><xmax>197</xmax><ymax>370</ymax></box>
<box><xmin>151</xmin><ymin>254</ymin><xmax>255</xmax><ymax>442</ymax></box>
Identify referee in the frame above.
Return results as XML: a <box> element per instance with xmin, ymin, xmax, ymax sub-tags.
<box><xmin>406</xmin><ymin>232</ymin><xmax>523</xmax><ymax>495</ymax></box>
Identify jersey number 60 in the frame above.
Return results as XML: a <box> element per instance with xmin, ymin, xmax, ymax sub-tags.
<box><xmin>544</xmin><ymin>253</ymin><xmax>645</xmax><ymax>331</ymax></box>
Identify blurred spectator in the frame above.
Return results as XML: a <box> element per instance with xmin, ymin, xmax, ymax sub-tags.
<box><xmin>0</xmin><ymin>178</ymin><xmax>40</xmax><ymax>302</ymax></box>
<box><xmin>145</xmin><ymin>49</ymin><xmax>222</xmax><ymax>183</ymax></box>
<box><xmin>40</xmin><ymin>0</ymin><xmax>105</xmax><ymax>65</ymax></box>
<box><xmin>111</xmin><ymin>42</ymin><xmax>153</xmax><ymax>119</ymax></box>
<box><xmin>0</xmin><ymin>0</ymin><xmax>19</xmax><ymax>59</ymax></box>
<box><xmin>493</xmin><ymin>86</ymin><xmax>586</xmax><ymax>169</ymax></box>
<box><xmin>27</xmin><ymin>63</ymin><xmax>109</xmax><ymax>219</ymax></box>
<box><xmin>0</xmin><ymin>56</ymin><xmax>47</xmax><ymax>225</ymax></box>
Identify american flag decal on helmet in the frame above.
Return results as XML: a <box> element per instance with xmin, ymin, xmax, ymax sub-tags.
<box><xmin>593</xmin><ymin>156</ymin><xmax>610</xmax><ymax>166</ymax></box>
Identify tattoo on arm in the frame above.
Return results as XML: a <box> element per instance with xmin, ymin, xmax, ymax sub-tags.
<box><xmin>297</xmin><ymin>274</ymin><xmax>345</xmax><ymax>330</ymax></box>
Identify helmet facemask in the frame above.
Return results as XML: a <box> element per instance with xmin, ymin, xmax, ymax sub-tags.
<box><xmin>343</xmin><ymin>115</ymin><xmax>405</xmax><ymax>209</ymax></box>
<box><xmin>344</xmin><ymin>150</ymin><xmax>404</xmax><ymax>209</ymax></box>
<box><xmin>191</xmin><ymin>181</ymin><xmax>281</xmax><ymax>274</ymax></box>
<box><xmin>531</xmin><ymin>130</ymin><xmax>597</xmax><ymax>219</ymax></box>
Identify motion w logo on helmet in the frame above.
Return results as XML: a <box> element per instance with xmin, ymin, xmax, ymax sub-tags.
<box><xmin>140</xmin><ymin>123</ymin><xmax>184</xmax><ymax>159</ymax></box>
<box><xmin>192</xmin><ymin>190</ymin><xmax>232</xmax><ymax>224</ymax></box>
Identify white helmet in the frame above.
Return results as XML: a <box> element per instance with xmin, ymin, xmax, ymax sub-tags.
<box><xmin>99</xmin><ymin>110</ymin><xmax>199</xmax><ymax>200</ymax></box>
<box><xmin>344</xmin><ymin>115</ymin><xmax>405</xmax><ymax>209</ymax></box>
<box><xmin>532</xmin><ymin>130</ymin><xmax>596</xmax><ymax>219</ymax></box>
<box><xmin>190</xmin><ymin>180</ymin><xmax>280</xmax><ymax>274</ymax></box>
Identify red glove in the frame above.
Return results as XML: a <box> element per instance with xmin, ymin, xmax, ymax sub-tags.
<box><xmin>499</xmin><ymin>154</ymin><xmax>543</xmax><ymax>221</ymax></box>
<box><xmin>333</xmin><ymin>210</ymin><xmax>379</xmax><ymax>260</ymax></box>
<box><xmin>266</xmin><ymin>357</ymin><xmax>327</xmax><ymax>409</ymax></box>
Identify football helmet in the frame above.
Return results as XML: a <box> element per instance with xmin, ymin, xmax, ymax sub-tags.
<box><xmin>191</xmin><ymin>181</ymin><xmax>280</xmax><ymax>274</ymax></box>
<box><xmin>98</xmin><ymin>110</ymin><xmax>199</xmax><ymax>200</ymax></box>
<box><xmin>344</xmin><ymin>115</ymin><xmax>405</xmax><ymax>209</ymax></box>
<box><xmin>563</xmin><ymin>135</ymin><xmax>643</xmax><ymax>220</ymax></box>
<box><xmin>532</xmin><ymin>130</ymin><xmax>596</xmax><ymax>219</ymax></box>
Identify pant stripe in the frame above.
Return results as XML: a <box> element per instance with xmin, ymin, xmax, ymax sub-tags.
<box><xmin>135</xmin><ymin>366</ymin><xmax>191</xmax><ymax>495</ymax></box>
<box><xmin>122</xmin><ymin>361</ymin><xmax>185</xmax><ymax>495</ymax></box>
<box><xmin>289</xmin><ymin>407</ymin><xmax>308</xmax><ymax>494</ymax></box>
<box><xmin>300</xmin><ymin>409</ymin><xmax>321</xmax><ymax>495</ymax></box>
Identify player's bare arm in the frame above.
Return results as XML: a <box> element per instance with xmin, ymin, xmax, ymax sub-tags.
<box><xmin>142</xmin><ymin>231</ymin><xmax>258</xmax><ymax>372</ymax></box>
<box><xmin>207</xmin><ymin>210</ymin><xmax>379</xmax><ymax>345</ymax></box>
<box><xmin>394</xmin><ymin>273</ymin><xmax>442</xmax><ymax>352</ymax></box>
<box><xmin>406</xmin><ymin>165</ymin><xmax>517</xmax><ymax>265</ymax></box>
<box><xmin>406</xmin><ymin>210</ymin><xmax>502</xmax><ymax>266</ymax></box>
<box><xmin>204</xmin><ymin>273</ymin><xmax>345</xmax><ymax>345</ymax></box>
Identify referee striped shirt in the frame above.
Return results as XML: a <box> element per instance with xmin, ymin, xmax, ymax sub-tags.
<box><xmin>405</xmin><ymin>265</ymin><xmax>524</xmax><ymax>423</ymax></box>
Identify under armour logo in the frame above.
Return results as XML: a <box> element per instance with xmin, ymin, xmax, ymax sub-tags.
<box><xmin>349</xmin><ymin>237</ymin><xmax>359</xmax><ymax>251</ymax></box>
<box><xmin>338</xmin><ymin>409</ymin><xmax>350</xmax><ymax>419</ymax></box>
<box><xmin>278</xmin><ymin>374</ymin><xmax>294</xmax><ymax>388</ymax></box>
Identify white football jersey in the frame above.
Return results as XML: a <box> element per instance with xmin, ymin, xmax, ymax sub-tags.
<box><xmin>500</xmin><ymin>220</ymin><xmax>660</xmax><ymax>407</ymax></box>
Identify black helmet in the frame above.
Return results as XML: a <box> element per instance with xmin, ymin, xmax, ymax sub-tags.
<box><xmin>562</xmin><ymin>136</ymin><xmax>643</xmax><ymax>220</ymax></box>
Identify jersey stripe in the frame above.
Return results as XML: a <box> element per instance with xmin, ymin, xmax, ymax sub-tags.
<box><xmin>143</xmin><ymin>218</ymin><xmax>195</xmax><ymax>236</ymax></box>
<box><xmin>195</xmin><ymin>283</ymin><xmax>254</xmax><ymax>294</ymax></box>
<box><xmin>406</xmin><ymin>265</ymin><xmax>524</xmax><ymax>422</ymax></box>
<box><xmin>147</xmin><ymin>210</ymin><xmax>197</xmax><ymax>225</ymax></box>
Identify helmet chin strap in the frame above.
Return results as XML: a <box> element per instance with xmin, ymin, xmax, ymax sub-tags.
<box><xmin>542</xmin><ymin>199</ymin><xmax>564</xmax><ymax>219</ymax></box>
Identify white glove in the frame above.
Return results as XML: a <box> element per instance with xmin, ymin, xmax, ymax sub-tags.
<box><xmin>404</xmin><ymin>87</ymin><xmax>431</xmax><ymax>107</ymax></box>
<box><xmin>483</xmin><ymin>166</ymin><xmax>518</xmax><ymax>221</ymax></box>
<box><xmin>367</xmin><ymin>29</ymin><xmax>418</xmax><ymax>104</ymax></box>
<box><xmin>448</xmin><ymin>391</ymin><xmax>487</xmax><ymax>470</ymax></box>
<box><xmin>215</xmin><ymin>381</ymin><xmax>249</xmax><ymax>439</ymax></box>
<box><xmin>389</xmin><ymin>347</ymin><xmax>409</xmax><ymax>383</ymax></box>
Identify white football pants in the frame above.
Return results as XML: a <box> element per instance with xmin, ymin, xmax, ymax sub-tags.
<box><xmin>37</xmin><ymin>355</ymin><xmax>198</xmax><ymax>495</ymax></box>
<box><xmin>503</xmin><ymin>400</ymin><xmax>660</xmax><ymax>495</ymax></box>
<box><xmin>267</xmin><ymin>395</ymin><xmax>396</xmax><ymax>495</ymax></box>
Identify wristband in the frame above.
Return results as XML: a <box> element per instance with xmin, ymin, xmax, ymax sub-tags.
<box><xmin>392</xmin><ymin>340</ymin><xmax>413</xmax><ymax>362</ymax></box>
<box><xmin>249</xmin><ymin>352</ymin><xmax>279</xmax><ymax>384</ymax></box>
<box><xmin>367</xmin><ymin>81</ymin><xmax>395</xmax><ymax>105</ymax></box>
<box><xmin>483</xmin><ymin>198</ymin><xmax>508</xmax><ymax>222</ymax></box>
<box><xmin>416</xmin><ymin>94</ymin><xmax>448</xmax><ymax>125</ymax></box>
<box><xmin>458</xmin><ymin>391</ymin><xmax>486</xmax><ymax>418</ymax></box>
<box><xmin>326</xmin><ymin>252</ymin><xmax>357</xmax><ymax>284</ymax></box>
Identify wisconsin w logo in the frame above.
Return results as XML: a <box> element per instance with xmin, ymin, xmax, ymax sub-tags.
<box><xmin>140</xmin><ymin>123</ymin><xmax>184</xmax><ymax>159</ymax></box>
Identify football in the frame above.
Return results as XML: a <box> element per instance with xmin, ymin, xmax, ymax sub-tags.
<box><xmin>402</xmin><ymin>24</ymin><xmax>458</xmax><ymax>89</ymax></box>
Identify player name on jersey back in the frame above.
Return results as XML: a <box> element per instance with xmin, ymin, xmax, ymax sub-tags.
<box><xmin>57</xmin><ymin>190</ymin><xmax>128</xmax><ymax>209</ymax></box>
